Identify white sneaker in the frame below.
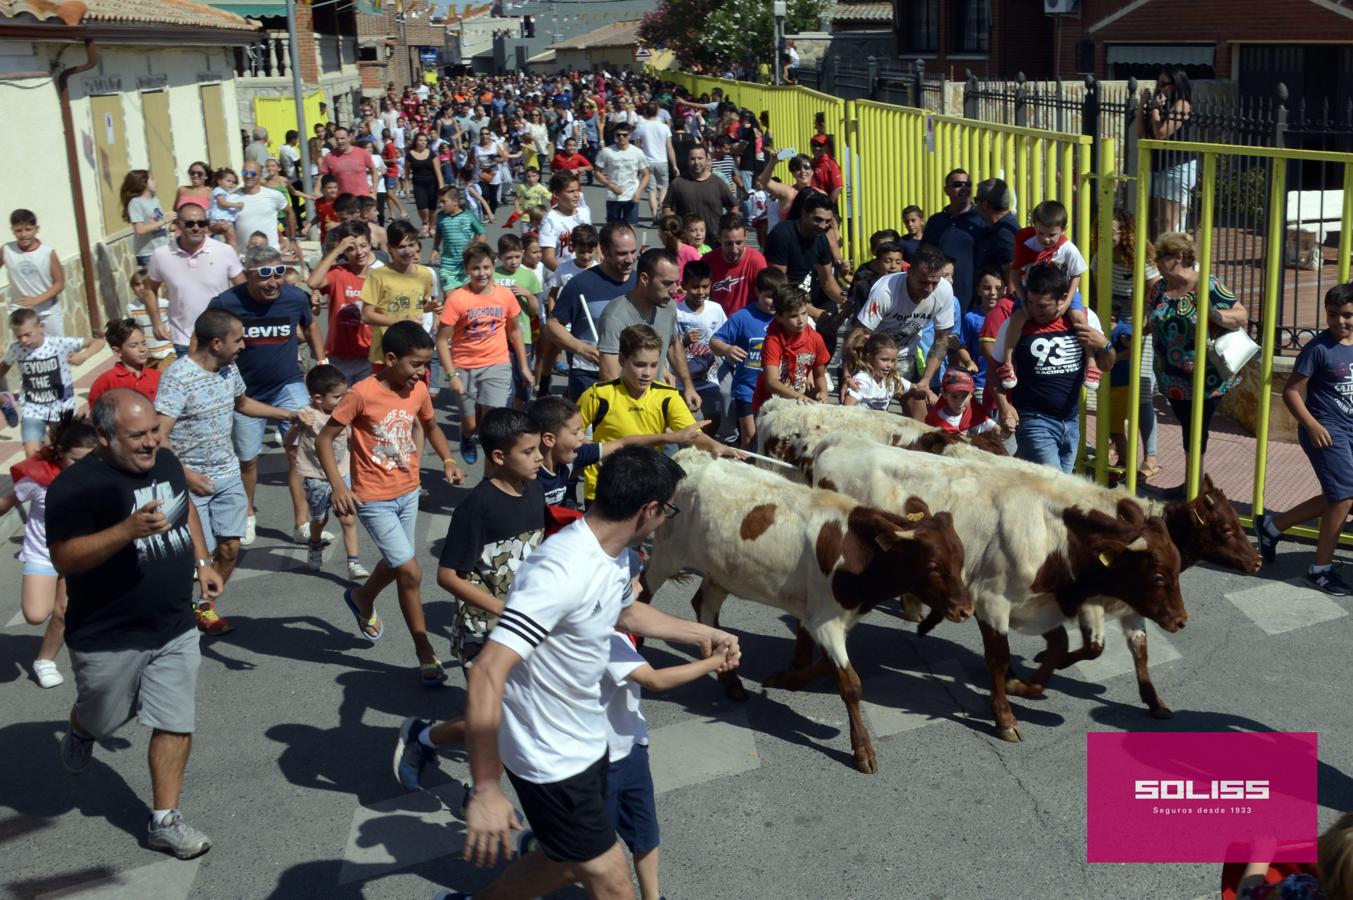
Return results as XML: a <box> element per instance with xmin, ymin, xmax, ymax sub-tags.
<box><xmin>293</xmin><ymin>524</ymin><xmax>334</xmax><ymax>545</ymax></box>
<box><xmin>33</xmin><ymin>659</ymin><xmax>63</xmax><ymax>688</ymax></box>
<box><xmin>306</xmin><ymin>545</ymin><xmax>324</xmax><ymax>572</ymax></box>
<box><xmin>347</xmin><ymin>560</ymin><xmax>371</xmax><ymax>581</ymax></box>
<box><xmin>241</xmin><ymin>515</ymin><xmax>257</xmax><ymax>546</ymax></box>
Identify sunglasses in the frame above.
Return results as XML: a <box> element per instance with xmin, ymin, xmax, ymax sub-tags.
<box><xmin>179</xmin><ymin>219</ymin><xmax>209</xmax><ymax>229</ymax></box>
<box><xmin>242</xmin><ymin>170</ymin><xmax>260</xmax><ymax>176</ymax></box>
<box><xmin>190</xmin><ymin>170</ymin><xmax>208</xmax><ymax>178</ymax></box>
<box><xmin>249</xmin><ymin>265</ymin><xmax>290</xmax><ymax>278</ymax></box>
<box><xmin>948</xmin><ymin>180</ymin><xmax>971</xmax><ymax>189</ymax></box>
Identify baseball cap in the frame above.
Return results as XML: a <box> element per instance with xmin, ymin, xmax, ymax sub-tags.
<box><xmin>942</xmin><ymin>370</ymin><xmax>976</xmax><ymax>394</ymax></box>
<box><xmin>810</xmin><ymin>133</ymin><xmax>828</xmax><ymax>146</ymax></box>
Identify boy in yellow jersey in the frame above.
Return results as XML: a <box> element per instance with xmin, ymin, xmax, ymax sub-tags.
<box><xmin>360</xmin><ymin>219</ymin><xmax>435</xmax><ymax>375</ymax></box>
<box><xmin>577</xmin><ymin>324</ymin><xmax>742</xmax><ymax>501</ymax></box>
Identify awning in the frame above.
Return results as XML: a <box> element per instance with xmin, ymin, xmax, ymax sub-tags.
<box><xmin>1105</xmin><ymin>44</ymin><xmax>1216</xmax><ymax>69</ymax></box>
<box><xmin>208</xmin><ymin>1</ymin><xmax>286</xmax><ymax>18</ymax></box>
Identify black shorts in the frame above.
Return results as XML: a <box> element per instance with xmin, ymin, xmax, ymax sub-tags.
<box><xmin>412</xmin><ymin>176</ymin><xmax>439</xmax><ymax>211</ymax></box>
<box><xmin>506</xmin><ymin>754</ymin><xmax>616</xmax><ymax>863</ymax></box>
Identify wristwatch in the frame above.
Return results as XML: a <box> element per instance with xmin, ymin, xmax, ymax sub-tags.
<box><xmin>195</xmin><ymin>558</ymin><xmax>212</xmax><ymax>570</ymax></box>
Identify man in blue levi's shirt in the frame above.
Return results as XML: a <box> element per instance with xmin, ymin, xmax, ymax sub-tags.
<box><xmin>207</xmin><ymin>244</ymin><xmax>324</xmax><ymax>543</ymax></box>
<box><xmin>992</xmin><ymin>263</ymin><xmax>1113</xmax><ymax>474</ymax></box>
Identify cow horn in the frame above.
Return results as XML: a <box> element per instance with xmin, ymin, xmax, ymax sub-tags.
<box><xmin>1125</xmin><ymin>535</ymin><xmax>1149</xmax><ymax>552</ymax></box>
<box><xmin>875</xmin><ymin>532</ymin><xmax>896</xmax><ymax>551</ymax></box>
<box><xmin>1191</xmin><ymin>505</ymin><xmax>1206</xmax><ymax>526</ymax></box>
<box><xmin>1204</xmin><ymin>491</ymin><xmax>1216</xmax><ymax>507</ymax></box>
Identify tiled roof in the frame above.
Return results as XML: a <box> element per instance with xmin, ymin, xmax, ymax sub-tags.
<box><xmin>0</xmin><ymin>0</ymin><xmax>257</xmax><ymax>30</ymax></box>
<box><xmin>826</xmin><ymin>1</ymin><xmax>894</xmax><ymax>24</ymax></box>
<box><xmin>549</xmin><ymin>18</ymin><xmax>640</xmax><ymax>51</ymax></box>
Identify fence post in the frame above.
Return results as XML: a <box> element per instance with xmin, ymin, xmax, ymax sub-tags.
<box><xmin>964</xmin><ymin>70</ymin><xmax>978</xmax><ymax>120</ymax></box>
<box><xmin>1273</xmin><ymin>82</ymin><xmax>1289</xmax><ymax>149</ymax></box>
<box><xmin>1014</xmin><ymin>71</ymin><xmax>1028</xmax><ymax>129</ymax></box>
<box><xmin>830</xmin><ymin>54</ymin><xmax>841</xmax><ymax>95</ymax></box>
<box><xmin>1122</xmin><ymin>76</ymin><xmax>1139</xmax><ymax>215</ymax></box>
<box><xmin>867</xmin><ymin>55</ymin><xmax>879</xmax><ymax>101</ymax></box>
<box><xmin>1083</xmin><ymin>74</ymin><xmax>1101</xmax><ymax>215</ymax></box>
<box><xmin>912</xmin><ymin>58</ymin><xmax>925</xmax><ymax>109</ymax></box>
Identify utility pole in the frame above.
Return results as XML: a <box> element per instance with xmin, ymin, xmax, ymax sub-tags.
<box><xmin>285</xmin><ymin>0</ymin><xmax>313</xmax><ymax>223</ymax></box>
<box><xmin>773</xmin><ymin>0</ymin><xmax>786</xmax><ymax>85</ymax></box>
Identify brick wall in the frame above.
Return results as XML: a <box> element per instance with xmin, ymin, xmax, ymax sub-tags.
<box><xmin>1056</xmin><ymin>0</ymin><xmax>1353</xmax><ymax>79</ymax></box>
<box><xmin>295</xmin><ymin>0</ymin><xmax>321</xmax><ymax>86</ymax></box>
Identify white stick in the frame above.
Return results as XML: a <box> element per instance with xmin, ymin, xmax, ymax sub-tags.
<box><xmin>739</xmin><ymin>450</ymin><xmax>798</xmax><ymax>470</ymax></box>
<box><xmin>578</xmin><ymin>292</ymin><xmax>599</xmax><ymax>343</ymax></box>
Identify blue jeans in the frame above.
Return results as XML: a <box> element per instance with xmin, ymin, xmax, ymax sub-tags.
<box><xmin>605</xmin><ymin>200</ymin><xmax>639</xmax><ymax>224</ymax></box>
<box><xmin>1016</xmin><ymin>411</ymin><xmax>1080</xmax><ymax>474</ymax></box>
<box><xmin>356</xmin><ymin>488</ymin><xmax>419</xmax><ymax>568</ymax></box>
<box><xmin>232</xmin><ymin>380</ymin><xmax>309</xmax><ymax>463</ymax></box>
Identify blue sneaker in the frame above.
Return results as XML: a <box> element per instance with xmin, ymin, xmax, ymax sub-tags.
<box><xmin>460</xmin><ymin>438</ymin><xmax>478</xmax><ymax>465</ymax></box>
<box><xmin>395</xmin><ymin>717</ymin><xmax>433</xmax><ymax>790</ymax></box>
<box><xmin>1253</xmin><ymin>512</ymin><xmax>1280</xmax><ymax>565</ymax></box>
<box><xmin>1305</xmin><ymin>566</ymin><xmax>1352</xmax><ymax>597</ymax></box>
<box><xmin>517</xmin><ymin>828</ymin><xmax>538</xmax><ymax>856</ymax></box>
<box><xmin>0</xmin><ymin>391</ymin><xmax>17</xmax><ymax>428</ymax></box>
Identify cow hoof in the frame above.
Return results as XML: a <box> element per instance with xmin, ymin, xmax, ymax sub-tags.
<box><xmin>1005</xmin><ymin>677</ymin><xmax>1045</xmax><ymax>699</ymax></box>
<box><xmin>1150</xmin><ymin>706</ymin><xmax>1174</xmax><ymax>720</ymax></box>
<box><xmin>723</xmin><ymin>681</ymin><xmax>749</xmax><ymax>703</ymax></box>
<box><xmin>996</xmin><ymin>725</ymin><xmax>1023</xmax><ymax>743</ymax></box>
<box><xmin>853</xmin><ymin>749</ymin><xmax>878</xmax><ymax>774</ymax></box>
<box><xmin>898</xmin><ymin>606</ymin><xmax>924</xmax><ymax>623</ymax></box>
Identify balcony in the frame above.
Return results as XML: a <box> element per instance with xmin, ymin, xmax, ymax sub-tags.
<box><xmin>233</xmin><ymin>30</ymin><xmax>359</xmax><ymax>81</ymax></box>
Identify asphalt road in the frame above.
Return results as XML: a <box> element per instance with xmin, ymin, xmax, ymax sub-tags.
<box><xmin>4</xmin><ymin>186</ymin><xmax>1353</xmax><ymax>899</ymax></box>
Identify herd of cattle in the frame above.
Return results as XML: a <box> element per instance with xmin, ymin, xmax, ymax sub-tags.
<box><xmin>640</xmin><ymin>400</ymin><xmax>1262</xmax><ymax>774</ymax></box>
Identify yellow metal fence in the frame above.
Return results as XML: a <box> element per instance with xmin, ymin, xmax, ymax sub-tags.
<box><xmin>656</xmin><ymin>69</ymin><xmax>1353</xmax><ymax>545</ymax></box>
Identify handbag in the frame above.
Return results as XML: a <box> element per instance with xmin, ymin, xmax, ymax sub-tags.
<box><xmin>1206</xmin><ymin>326</ymin><xmax>1260</xmax><ymax>379</ymax></box>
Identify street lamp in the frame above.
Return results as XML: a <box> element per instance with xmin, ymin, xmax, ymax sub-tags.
<box><xmin>773</xmin><ymin>0</ymin><xmax>786</xmax><ymax>85</ymax></box>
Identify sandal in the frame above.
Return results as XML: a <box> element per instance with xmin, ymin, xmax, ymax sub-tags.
<box><xmin>342</xmin><ymin>588</ymin><xmax>382</xmax><ymax>642</ymax></box>
<box><xmin>420</xmin><ymin>659</ymin><xmax>448</xmax><ymax>687</ymax></box>
<box><xmin>1139</xmin><ymin>461</ymin><xmax>1162</xmax><ymax>480</ymax></box>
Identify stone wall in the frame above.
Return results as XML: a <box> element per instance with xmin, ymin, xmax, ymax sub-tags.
<box><xmin>1219</xmin><ymin>354</ymin><xmax>1300</xmax><ymax>444</ymax></box>
<box><xmin>1</xmin><ymin>229</ymin><xmax>138</xmax><ymax>340</ymax></box>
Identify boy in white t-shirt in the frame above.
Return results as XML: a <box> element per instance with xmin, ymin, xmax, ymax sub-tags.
<box><xmin>674</xmin><ymin>260</ymin><xmax>727</xmax><ymax>433</ymax></box>
<box><xmin>599</xmin><ymin>629</ymin><xmax>724</xmax><ymax>900</ymax></box>
<box><xmin>0</xmin><ymin>307</ymin><xmax>103</xmax><ymax>454</ymax></box>
<box><xmin>538</xmin><ymin>170</ymin><xmax>592</xmax><ymax>273</ymax></box>
<box><xmin>996</xmin><ymin>199</ymin><xmax>1093</xmax><ymax>391</ymax></box>
<box><xmin>2</xmin><ymin>209</ymin><xmax>66</xmax><ymax>336</ymax></box>
<box><xmin>538</xmin><ymin>224</ymin><xmax>599</xmax><ymax>386</ymax></box>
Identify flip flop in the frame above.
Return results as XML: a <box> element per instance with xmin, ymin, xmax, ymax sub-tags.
<box><xmin>419</xmin><ymin>659</ymin><xmax>448</xmax><ymax>687</ymax></box>
<box><xmin>342</xmin><ymin>588</ymin><xmax>382</xmax><ymax>642</ymax></box>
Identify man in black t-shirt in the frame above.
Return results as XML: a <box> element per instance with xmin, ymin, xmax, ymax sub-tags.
<box><xmin>661</xmin><ymin>145</ymin><xmax>736</xmax><ymax>241</ymax></box>
<box><xmin>763</xmin><ymin>192</ymin><xmax>847</xmax><ymax>340</ymax></box>
<box><xmin>47</xmin><ymin>389</ymin><xmax>223</xmax><ymax>859</ymax></box>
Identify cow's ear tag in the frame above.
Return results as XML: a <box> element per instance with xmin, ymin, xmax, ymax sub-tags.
<box><xmin>1097</xmin><ymin>549</ymin><xmax>1117</xmax><ymax>567</ymax></box>
<box><xmin>875</xmin><ymin>533</ymin><xmax>896</xmax><ymax>551</ymax></box>
<box><xmin>903</xmin><ymin>511</ymin><xmax>925</xmax><ymax>523</ymax></box>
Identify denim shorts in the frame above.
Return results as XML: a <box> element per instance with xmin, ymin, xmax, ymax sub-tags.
<box><xmin>189</xmin><ymin>475</ymin><xmax>248</xmax><ymax>552</ymax></box>
<box><xmin>605</xmin><ymin>743</ymin><xmax>660</xmax><ymax>854</ymax></box>
<box><xmin>22</xmin><ymin>558</ymin><xmax>58</xmax><ymax>577</ymax></box>
<box><xmin>304</xmin><ymin>474</ymin><xmax>350</xmax><ymax>520</ymax></box>
<box><xmin>356</xmin><ymin>488</ymin><xmax>419</xmax><ymax>568</ymax></box>
<box><xmin>20</xmin><ymin>417</ymin><xmax>48</xmax><ymax>443</ymax></box>
<box><xmin>232</xmin><ymin>380</ymin><xmax>309</xmax><ymax>462</ymax></box>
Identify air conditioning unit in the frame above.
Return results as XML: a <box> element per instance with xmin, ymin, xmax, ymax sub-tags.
<box><xmin>1044</xmin><ymin>0</ymin><xmax>1080</xmax><ymax>13</ymax></box>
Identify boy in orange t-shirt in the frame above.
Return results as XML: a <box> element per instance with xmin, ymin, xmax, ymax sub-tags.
<box><xmin>436</xmin><ymin>243</ymin><xmax>533</xmax><ymax>464</ymax></box>
<box><xmin>316</xmin><ymin>320</ymin><xmax>467</xmax><ymax>685</ymax></box>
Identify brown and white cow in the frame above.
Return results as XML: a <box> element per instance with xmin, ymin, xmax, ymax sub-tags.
<box><xmin>642</xmin><ymin>449</ymin><xmax>972</xmax><ymax>773</ymax></box>
<box><xmin>809</xmin><ymin>435</ymin><xmax>1185</xmax><ymax>742</ymax></box>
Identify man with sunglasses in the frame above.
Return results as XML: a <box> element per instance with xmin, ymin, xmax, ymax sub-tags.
<box><xmin>454</xmin><ymin>447</ymin><xmax>740</xmax><ymax>900</ymax></box>
<box><xmin>922</xmin><ymin>167</ymin><xmax>986</xmax><ymax>310</ymax></box>
<box><xmin>140</xmin><ymin>202</ymin><xmax>245</xmax><ymax>354</ymax></box>
<box><xmin>208</xmin><ymin>245</ymin><xmax>324</xmax><ymax>546</ymax></box>
<box><xmin>233</xmin><ymin>163</ymin><xmax>293</xmax><ymax>254</ymax></box>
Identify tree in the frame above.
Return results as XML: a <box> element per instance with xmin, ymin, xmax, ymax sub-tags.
<box><xmin>639</xmin><ymin>0</ymin><xmax>823</xmax><ymax>72</ymax></box>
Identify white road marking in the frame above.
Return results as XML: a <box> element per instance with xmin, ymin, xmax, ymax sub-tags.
<box><xmin>36</xmin><ymin>856</ymin><xmax>201</xmax><ymax>899</ymax></box>
<box><xmin>647</xmin><ymin>709</ymin><xmax>761</xmax><ymax>795</ymax></box>
<box><xmin>1068</xmin><ymin>622</ymin><xmax>1181</xmax><ymax>682</ymax></box>
<box><xmin>338</xmin><ymin>780</ymin><xmax>466</xmax><ymax>885</ymax></box>
<box><xmin>6</xmin><ymin>608</ymin><xmax>27</xmax><ymax>627</ymax></box>
<box><xmin>1225</xmin><ymin>580</ymin><xmax>1348</xmax><ymax>635</ymax></box>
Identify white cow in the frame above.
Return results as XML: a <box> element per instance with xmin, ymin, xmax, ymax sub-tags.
<box><xmin>642</xmin><ymin>449</ymin><xmax>972</xmax><ymax>773</ymax></box>
<box><xmin>808</xmin><ymin>434</ymin><xmax>1186</xmax><ymax>742</ymax></box>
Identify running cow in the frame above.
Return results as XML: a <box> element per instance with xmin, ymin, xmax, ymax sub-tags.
<box><xmin>808</xmin><ymin>434</ymin><xmax>1186</xmax><ymax>742</ymax></box>
<box><xmin>642</xmin><ymin>449</ymin><xmax>972</xmax><ymax>773</ymax></box>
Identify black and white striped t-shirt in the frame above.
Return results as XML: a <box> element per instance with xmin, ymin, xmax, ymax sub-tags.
<box><xmin>489</xmin><ymin>518</ymin><xmax>636</xmax><ymax>784</ymax></box>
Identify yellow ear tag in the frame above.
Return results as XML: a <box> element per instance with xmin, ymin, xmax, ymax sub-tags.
<box><xmin>1098</xmin><ymin>550</ymin><xmax>1116</xmax><ymax>567</ymax></box>
<box><xmin>904</xmin><ymin>511</ymin><xmax>925</xmax><ymax>523</ymax></box>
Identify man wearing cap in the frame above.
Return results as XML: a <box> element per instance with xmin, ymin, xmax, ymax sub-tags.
<box><xmin>593</xmin><ymin>122</ymin><xmax>650</xmax><ymax>226</ymax></box>
<box><xmin>922</xmin><ymin>168</ymin><xmax>985</xmax><ymax>310</ymax></box>
<box><xmin>973</xmin><ymin>178</ymin><xmax>1020</xmax><ymax>277</ymax></box>
<box><xmin>809</xmin><ymin>135</ymin><xmax>843</xmax><ymax>206</ymax></box>
<box><xmin>924</xmin><ymin>369</ymin><xmax>998</xmax><ymax>437</ymax></box>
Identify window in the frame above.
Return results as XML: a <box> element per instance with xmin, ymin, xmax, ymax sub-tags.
<box><xmin>907</xmin><ymin>0</ymin><xmax>939</xmax><ymax>53</ymax></box>
<box><xmin>948</xmin><ymin>0</ymin><xmax>989</xmax><ymax>54</ymax></box>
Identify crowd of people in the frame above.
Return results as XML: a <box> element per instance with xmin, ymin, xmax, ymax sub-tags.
<box><xmin>2</xmin><ymin>65</ymin><xmax>1352</xmax><ymax>900</ymax></box>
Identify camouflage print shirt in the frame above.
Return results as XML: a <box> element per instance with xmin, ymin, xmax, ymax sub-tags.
<box><xmin>439</xmin><ymin>478</ymin><xmax>546</xmax><ymax>662</ymax></box>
